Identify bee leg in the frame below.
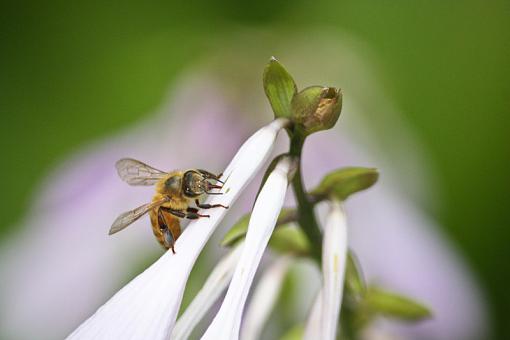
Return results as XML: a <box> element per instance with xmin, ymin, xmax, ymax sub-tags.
<box><xmin>158</xmin><ymin>209</ymin><xmax>176</xmax><ymax>254</ymax></box>
<box><xmin>195</xmin><ymin>199</ymin><xmax>229</xmax><ymax>210</ymax></box>
<box><xmin>160</xmin><ymin>207</ymin><xmax>186</xmax><ymax>218</ymax></box>
<box><xmin>162</xmin><ymin>228</ymin><xmax>176</xmax><ymax>254</ymax></box>
<box><xmin>185</xmin><ymin>211</ymin><xmax>210</xmax><ymax>219</ymax></box>
<box><xmin>185</xmin><ymin>207</ymin><xmax>210</xmax><ymax>218</ymax></box>
<box><xmin>165</xmin><ymin>230</ymin><xmax>176</xmax><ymax>254</ymax></box>
<box><xmin>161</xmin><ymin>206</ymin><xmax>209</xmax><ymax>219</ymax></box>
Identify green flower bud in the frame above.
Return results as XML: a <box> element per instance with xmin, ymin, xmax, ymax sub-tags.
<box><xmin>263</xmin><ymin>57</ymin><xmax>297</xmax><ymax>119</ymax></box>
<box><xmin>268</xmin><ymin>225</ymin><xmax>311</xmax><ymax>256</ymax></box>
<box><xmin>291</xmin><ymin>86</ymin><xmax>343</xmax><ymax>135</ymax></box>
<box><xmin>310</xmin><ymin>167</ymin><xmax>378</xmax><ymax>201</ymax></box>
<box><xmin>364</xmin><ymin>286</ymin><xmax>432</xmax><ymax>322</ymax></box>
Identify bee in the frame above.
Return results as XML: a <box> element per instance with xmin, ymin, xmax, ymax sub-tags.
<box><xmin>109</xmin><ymin>158</ymin><xmax>228</xmax><ymax>253</ymax></box>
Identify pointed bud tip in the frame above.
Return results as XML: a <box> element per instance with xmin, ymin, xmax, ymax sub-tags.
<box><xmin>263</xmin><ymin>58</ymin><xmax>297</xmax><ymax>119</ymax></box>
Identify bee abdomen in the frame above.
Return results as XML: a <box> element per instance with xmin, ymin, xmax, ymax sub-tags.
<box><xmin>149</xmin><ymin>208</ymin><xmax>182</xmax><ymax>250</ymax></box>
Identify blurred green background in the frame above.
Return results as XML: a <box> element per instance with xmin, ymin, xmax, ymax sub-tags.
<box><xmin>1</xmin><ymin>0</ymin><xmax>508</xmax><ymax>338</ymax></box>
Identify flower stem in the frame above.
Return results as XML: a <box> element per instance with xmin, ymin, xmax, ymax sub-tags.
<box><xmin>289</xmin><ymin>130</ymin><xmax>323</xmax><ymax>263</ymax></box>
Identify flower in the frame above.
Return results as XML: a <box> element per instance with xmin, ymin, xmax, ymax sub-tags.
<box><xmin>0</xmin><ymin>37</ymin><xmax>489</xmax><ymax>339</ymax></box>
<box><xmin>67</xmin><ymin>119</ymin><xmax>289</xmax><ymax>339</ymax></box>
<box><xmin>319</xmin><ymin>200</ymin><xmax>348</xmax><ymax>340</ymax></box>
<box><xmin>240</xmin><ymin>255</ymin><xmax>292</xmax><ymax>340</ymax></box>
<box><xmin>0</xmin><ymin>83</ymin><xmax>257</xmax><ymax>340</ymax></box>
<box><xmin>202</xmin><ymin>156</ymin><xmax>296</xmax><ymax>339</ymax></box>
<box><xmin>303</xmin><ymin>201</ymin><xmax>348</xmax><ymax>340</ymax></box>
<box><xmin>171</xmin><ymin>242</ymin><xmax>243</xmax><ymax>340</ymax></box>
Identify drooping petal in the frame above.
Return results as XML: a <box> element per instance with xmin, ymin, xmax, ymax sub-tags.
<box><xmin>172</xmin><ymin>243</ymin><xmax>244</xmax><ymax>340</ymax></box>
<box><xmin>240</xmin><ymin>255</ymin><xmax>292</xmax><ymax>340</ymax></box>
<box><xmin>320</xmin><ymin>201</ymin><xmax>348</xmax><ymax>340</ymax></box>
<box><xmin>202</xmin><ymin>156</ymin><xmax>295</xmax><ymax>340</ymax></box>
<box><xmin>67</xmin><ymin>118</ymin><xmax>289</xmax><ymax>340</ymax></box>
<box><xmin>303</xmin><ymin>290</ymin><xmax>322</xmax><ymax>340</ymax></box>
<box><xmin>303</xmin><ymin>201</ymin><xmax>348</xmax><ymax>340</ymax></box>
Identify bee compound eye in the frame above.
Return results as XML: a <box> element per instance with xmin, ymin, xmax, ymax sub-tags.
<box><xmin>182</xmin><ymin>171</ymin><xmax>203</xmax><ymax>197</ymax></box>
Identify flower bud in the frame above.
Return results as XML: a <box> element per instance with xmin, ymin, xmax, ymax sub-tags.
<box><xmin>310</xmin><ymin>167</ymin><xmax>378</xmax><ymax>201</ymax></box>
<box><xmin>364</xmin><ymin>286</ymin><xmax>432</xmax><ymax>322</ymax></box>
<box><xmin>263</xmin><ymin>57</ymin><xmax>297</xmax><ymax>119</ymax></box>
<box><xmin>291</xmin><ymin>86</ymin><xmax>343</xmax><ymax>135</ymax></box>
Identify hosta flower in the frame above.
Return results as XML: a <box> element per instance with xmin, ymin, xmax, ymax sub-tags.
<box><xmin>303</xmin><ymin>201</ymin><xmax>348</xmax><ymax>340</ymax></box>
<box><xmin>318</xmin><ymin>201</ymin><xmax>348</xmax><ymax>339</ymax></box>
<box><xmin>0</xmin><ymin>38</ymin><xmax>489</xmax><ymax>340</ymax></box>
<box><xmin>67</xmin><ymin>118</ymin><xmax>290</xmax><ymax>339</ymax></box>
<box><xmin>171</xmin><ymin>241</ymin><xmax>244</xmax><ymax>340</ymax></box>
<box><xmin>202</xmin><ymin>156</ymin><xmax>296</xmax><ymax>339</ymax></box>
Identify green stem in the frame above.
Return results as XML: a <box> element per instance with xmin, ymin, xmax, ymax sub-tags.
<box><xmin>289</xmin><ymin>130</ymin><xmax>323</xmax><ymax>263</ymax></box>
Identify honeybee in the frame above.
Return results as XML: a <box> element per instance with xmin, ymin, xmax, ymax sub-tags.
<box><xmin>109</xmin><ymin>158</ymin><xmax>228</xmax><ymax>253</ymax></box>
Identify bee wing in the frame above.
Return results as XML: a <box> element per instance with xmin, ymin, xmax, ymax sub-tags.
<box><xmin>109</xmin><ymin>197</ymin><xmax>169</xmax><ymax>235</ymax></box>
<box><xmin>115</xmin><ymin>158</ymin><xmax>168</xmax><ymax>186</ymax></box>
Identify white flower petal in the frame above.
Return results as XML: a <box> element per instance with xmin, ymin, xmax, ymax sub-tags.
<box><xmin>67</xmin><ymin>119</ymin><xmax>288</xmax><ymax>340</ymax></box>
<box><xmin>321</xmin><ymin>201</ymin><xmax>348</xmax><ymax>340</ymax></box>
<box><xmin>172</xmin><ymin>242</ymin><xmax>244</xmax><ymax>340</ymax></box>
<box><xmin>240</xmin><ymin>255</ymin><xmax>292</xmax><ymax>340</ymax></box>
<box><xmin>303</xmin><ymin>290</ymin><xmax>323</xmax><ymax>340</ymax></box>
<box><xmin>202</xmin><ymin>157</ymin><xmax>294</xmax><ymax>340</ymax></box>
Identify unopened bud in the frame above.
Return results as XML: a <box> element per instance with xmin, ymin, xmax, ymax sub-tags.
<box><xmin>263</xmin><ymin>57</ymin><xmax>297</xmax><ymax>119</ymax></box>
<box><xmin>310</xmin><ymin>167</ymin><xmax>378</xmax><ymax>201</ymax></box>
<box><xmin>291</xmin><ymin>86</ymin><xmax>343</xmax><ymax>135</ymax></box>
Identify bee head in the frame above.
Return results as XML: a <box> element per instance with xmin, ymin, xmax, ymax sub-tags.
<box><xmin>182</xmin><ymin>169</ymin><xmax>221</xmax><ymax>198</ymax></box>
